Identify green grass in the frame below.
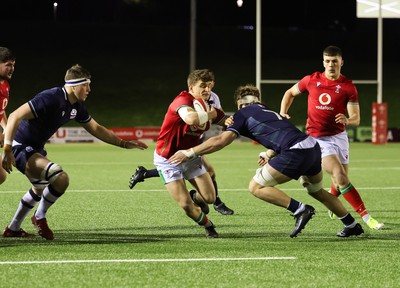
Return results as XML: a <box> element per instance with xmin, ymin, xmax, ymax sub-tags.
<box><xmin>1</xmin><ymin>142</ymin><xmax>399</xmax><ymax>287</ymax></box>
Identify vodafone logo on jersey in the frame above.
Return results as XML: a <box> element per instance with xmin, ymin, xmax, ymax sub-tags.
<box><xmin>318</xmin><ymin>93</ymin><xmax>331</xmax><ymax>105</ymax></box>
<box><xmin>316</xmin><ymin>93</ymin><xmax>334</xmax><ymax>111</ymax></box>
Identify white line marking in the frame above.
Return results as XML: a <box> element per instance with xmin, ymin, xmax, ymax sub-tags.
<box><xmin>1</xmin><ymin>187</ymin><xmax>399</xmax><ymax>194</ymax></box>
<box><xmin>0</xmin><ymin>257</ymin><xmax>296</xmax><ymax>265</ymax></box>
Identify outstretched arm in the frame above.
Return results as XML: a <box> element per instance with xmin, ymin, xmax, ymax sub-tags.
<box><xmin>82</xmin><ymin>119</ymin><xmax>148</xmax><ymax>150</ymax></box>
<box><xmin>169</xmin><ymin>131</ymin><xmax>237</xmax><ymax>165</ymax></box>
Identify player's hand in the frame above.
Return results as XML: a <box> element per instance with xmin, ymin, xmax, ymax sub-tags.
<box><xmin>209</xmin><ymin>106</ymin><xmax>217</xmax><ymax>120</ymax></box>
<box><xmin>122</xmin><ymin>140</ymin><xmax>148</xmax><ymax>150</ymax></box>
<box><xmin>224</xmin><ymin>115</ymin><xmax>234</xmax><ymax>126</ymax></box>
<box><xmin>258</xmin><ymin>150</ymin><xmax>276</xmax><ymax>166</ymax></box>
<box><xmin>280</xmin><ymin>113</ymin><xmax>291</xmax><ymax>119</ymax></box>
<box><xmin>335</xmin><ymin>113</ymin><xmax>349</xmax><ymax>125</ymax></box>
<box><xmin>169</xmin><ymin>150</ymin><xmax>193</xmax><ymax>165</ymax></box>
<box><xmin>1</xmin><ymin>151</ymin><xmax>16</xmax><ymax>173</ymax></box>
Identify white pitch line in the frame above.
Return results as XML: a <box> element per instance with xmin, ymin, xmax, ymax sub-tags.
<box><xmin>0</xmin><ymin>257</ymin><xmax>296</xmax><ymax>265</ymax></box>
<box><xmin>1</xmin><ymin>186</ymin><xmax>400</xmax><ymax>194</ymax></box>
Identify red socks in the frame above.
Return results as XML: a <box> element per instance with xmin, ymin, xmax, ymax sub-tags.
<box><xmin>339</xmin><ymin>183</ymin><xmax>368</xmax><ymax>217</ymax></box>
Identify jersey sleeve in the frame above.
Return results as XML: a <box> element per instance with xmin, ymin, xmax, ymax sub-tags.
<box><xmin>75</xmin><ymin>103</ymin><xmax>92</xmax><ymax>124</ymax></box>
<box><xmin>170</xmin><ymin>93</ymin><xmax>193</xmax><ymax>115</ymax></box>
<box><xmin>348</xmin><ymin>82</ymin><xmax>359</xmax><ymax>104</ymax></box>
<box><xmin>29</xmin><ymin>92</ymin><xmax>54</xmax><ymax>119</ymax></box>
<box><xmin>226</xmin><ymin>111</ymin><xmax>244</xmax><ymax>136</ymax></box>
<box><xmin>297</xmin><ymin>75</ymin><xmax>311</xmax><ymax>93</ymax></box>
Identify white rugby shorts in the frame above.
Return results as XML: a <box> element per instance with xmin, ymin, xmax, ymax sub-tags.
<box><xmin>153</xmin><ymin>150</ymin><xmax>207</xmax><ymax>184</ymax></box>
<box><xmin>314</xmin><ymin>131</ymin><xmax>350</xmax><ymax>165</ymax></box>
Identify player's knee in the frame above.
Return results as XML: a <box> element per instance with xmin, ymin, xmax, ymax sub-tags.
<box><xmin>208</xmin><ymin>171</ymin><xmax>216</xmax><ymax>180</ymax></box>
<box><xmin>40</xmin><ymin>162</ymin><xmax>69</xmax><ymax>191</ymax></box>
<box><xmin>252</xmin><ymin>168</ymin><xmax>278</xmax><ymax>188</ymax></box>
<box><xmin>201</xmin><ymin>193</ymin><xmax>215</xmax><ymax>204</ymax></box>
<box><xmin>249</xmin><ymin>179</ymin><xmax>272</xmax><ymax>198</ymax></box>
<box><xmin>54</xmin><ymin>172</ymin><xmax>69</xmax><ymax>191</ymax></box>
<box><xmin>181</xmin><ymin>201</ymin><xmax>193</xmax><ymax>213</ymax></box>
<box><xmin>305</xmin><ymin>180</ymin><xmax>323</xmax><ymax>194</ymax></box>
<box><xmin>248</xmin><ymin>180</ymin><xmax>258</xmax><ymax>196</ymax></box>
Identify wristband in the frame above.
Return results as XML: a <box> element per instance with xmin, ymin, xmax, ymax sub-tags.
<box><xmin>197</xmin><ymin>111</ymin><xmax>208</xmax><ymax>125</ymax></box>
<box><xmin>259</xmin><ymin>151</ymin><xmax>269</xmax><ymax>160</ymax></box>
<box><xmin>4</xmin><ymin>139</ymin><xmax>12</xmax><ymax>146</ymax></box>
<box><xmin>181</xmin><ymin>148</ymin><xmax>196</xmax><ymax>159</ymax></box>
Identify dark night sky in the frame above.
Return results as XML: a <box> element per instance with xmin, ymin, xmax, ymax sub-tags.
<box><xmin>3</xmin><ymin>0</ymin><xmax>398</xmax><ymax>72</ymax></box>
<box><xmin>3</xmin><ymin>0</ymin><xmax>357</xmax><ymax>29</ymax></box>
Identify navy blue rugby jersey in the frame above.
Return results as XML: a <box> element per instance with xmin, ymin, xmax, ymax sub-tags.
<box><xmin>226</xmin><ymin>103</ymin><xmax>308</xmax><ymax>153</ymax></box>
<box><xmin>14</xmin><ymin>87</ymin><xmax>91</xmax><ymax>148</ymax></box>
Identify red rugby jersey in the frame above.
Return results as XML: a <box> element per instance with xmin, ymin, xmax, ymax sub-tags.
<box><xmin>297</xmin><ymin>72</ymin><xmax>358</xmax><ymax>137</ymax></box>
<box><xmin>0</xmin><ymin>80</ymin><xmax>10</xmax><ymax>122</ymax></box>
<box><xmin>156</xmin><ymin>91</ymin><xmax>210</xmax><ymax>158</ymax></box>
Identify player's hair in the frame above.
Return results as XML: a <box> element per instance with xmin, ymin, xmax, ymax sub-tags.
<box><xmin>323</xmin><ymin>46</ymin><xmax>342</xmax><ymax>57</ymax></box>
<box><xmin>0</xmin><ymin>47</ymin><xmax>16</xmax><ymax>63</ymax></box>
<box><xmin>64</xmin><ymin>64</ymin><xmax>91</xmax><ymax>81</ymax></box>
<box><xmin>187</xmin><ymin>69</ymin><xmax>215</xmax><ymax>87</ymax></box>
<box><xmin>234</xmin><ymin>84</ymin><xmax>260</xmax><ymax>107</ymax></box>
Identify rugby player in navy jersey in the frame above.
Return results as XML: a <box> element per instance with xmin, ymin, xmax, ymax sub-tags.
<box><xmin>1</xmin><ymin>64</ymin><xmax>148</xmax><ymax>240</ymax></box>
<box><xmin>169</xmin><ymin>84</ymin><xmax>364</xmax><ymax>238</ymax></box>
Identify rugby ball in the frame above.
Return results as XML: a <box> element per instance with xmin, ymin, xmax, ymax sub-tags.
<box><xmin>193</xmin><ymin>98</ymin><xmax>211</xmax><ymax>131</ymax></box>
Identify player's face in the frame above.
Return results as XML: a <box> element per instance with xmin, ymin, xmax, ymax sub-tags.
<box><xmin>189</xmin><ymin>80</ymin><xmax>212</xmax><ymax>100</ymax></box>
<box><xmin>72</xmin><ymin>83</ymin><xmax>91</xmax><ymax>102</ymax></box>
<box><xmin>323</xmin><ymin>55</ymin><xmax>343</xmax><ymax>80</ymax></box>
<box><xmin>0</xmin><ymin>60</ymin><xmax>15</xmax><ymax>81</ymax></box>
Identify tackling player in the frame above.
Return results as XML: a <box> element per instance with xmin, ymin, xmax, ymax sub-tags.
<box><xmin>169</xmin><ymin>84</ymin><xmax>364</xmax><ymax>238</ymax></box>
<box><xmin>2</xmin><ymin>64</ymin><xmax>148</xmax><ymax>240</ymax></box>
<box><xmin>280</xmin><ymin>45</ymin><xmax>384</xmax><ymax>230</ymax></box>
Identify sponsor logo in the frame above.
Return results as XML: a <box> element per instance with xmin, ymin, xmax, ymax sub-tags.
<box><xmin>25</xmin><ymin>146</ymin><xmax>34</xmax><ymax>153</ymax></box>
<box><xmin>70</xmin><ymin>109</ymin><xmax>77</xmax><ymax>119</ymax></box>
<box><xmin>315</xmin><ymin>105</ymin><xmax>334</xmax><ymax>111</ymax></box>
<box><xmin>316</xmin><ymin>93</ymin><xmax>334</xmax><ymax>111</ymax></box>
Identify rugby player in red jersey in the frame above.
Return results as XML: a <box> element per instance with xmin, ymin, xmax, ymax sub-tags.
<box><xmin>0</xmin><ymin>47</ymin><xmax>16</xmax><ymax>186</ymax></box>
<box><xmin>280</xmin><ymin>45</ymin><xmax>384</xmax><ymax>230</ymax></box>
<box><xmin>154</xmin><ymin>69</ymin><xmax>224</xmax><ymax>238</ymax></box>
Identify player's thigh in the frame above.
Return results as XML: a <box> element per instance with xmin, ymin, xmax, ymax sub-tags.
<box><xmin>189</xmin><ymin>173</ymin><xmax>215</xmax><ymax>203</ymax></box>
<box><xmin>201</xmin><ymin>156</ymin><xmax>215</xmax><ymax>178</ymax></box>
<box><xmin>25</xmin><ymin>153</ymin><xmax>53</xmax><ymax>179</ymax></box>
<box><xmin>321</xmin><ymin>154</ymin><xmax>345</xmax><ymax>176</ymax></box>
<box><xmin>165</xmin><ymin>179</ymin><xmax>192</xmax><ymax>206</ymax></box>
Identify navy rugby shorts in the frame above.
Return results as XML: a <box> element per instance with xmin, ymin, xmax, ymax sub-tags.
<box><xmin>268</xmin><ymin>144</ymin><xmax>321</xmax><ymax>180</ymax></box>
